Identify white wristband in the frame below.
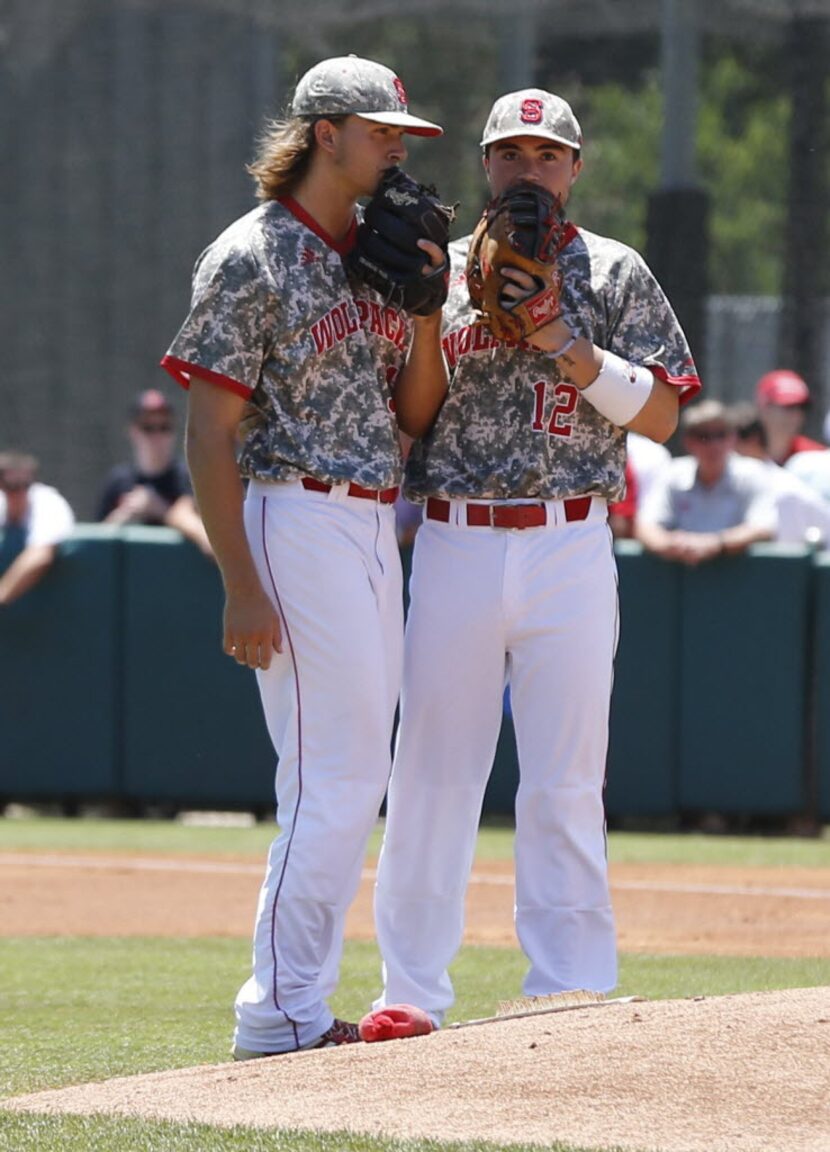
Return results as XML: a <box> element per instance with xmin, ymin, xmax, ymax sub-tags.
<box><xmin>580</xmin><ymin>350</ymin><xmax>654</xmax><ymax>427</ymax></box>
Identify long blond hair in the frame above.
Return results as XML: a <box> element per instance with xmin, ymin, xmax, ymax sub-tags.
<box><xmin>247</xmin><ymin>115</ymin><xmax>346</xmax><ymax>201</ymax></box>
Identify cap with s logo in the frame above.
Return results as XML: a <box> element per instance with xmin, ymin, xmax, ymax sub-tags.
<box><xmin>291</xmin><ymin>55</ymin><xmax>442</xmax><ymax>137</ymax></box>
<box><xmin>480</xmin><ymin>88</ymin><xmax>582</xmax><ymax>149</ymax></box>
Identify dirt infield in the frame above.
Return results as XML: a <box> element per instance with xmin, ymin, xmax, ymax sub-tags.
<box><xmin>1</xmin><ymin>850</ymin><xmax>829</xmax><ymax>957</ymax></box>
<box><xmin>6</xmin><ymin>988</ymin><xmax>830</xmax><ymax>1151</ymax></box>
<box><xmin>2</xmin><ymin>848</ymin><xmax>830</xmax><ymax>1150</ymax></box>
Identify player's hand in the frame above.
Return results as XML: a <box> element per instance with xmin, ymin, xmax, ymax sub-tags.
<box><xmin>498</xmin><ymin>264</ymin><xmax>536</xmax><ymax>304</ymax></box>
<box><xmin>223</xmin><ymin>586</ymin><xmax>283</xmax><ymax>670</ymax></box>
<box><xmin>498</xmin><ymin>271</ymin><xmax>575</xmax><ymax>355</ymax></box>
<box><xmin>417</xmin><ymin>238</ymin><xmax>446</xmax><ymax>276</ymax></box>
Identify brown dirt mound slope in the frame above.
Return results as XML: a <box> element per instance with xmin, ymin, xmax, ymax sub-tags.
<box><xmin>6</xmin><ymin>988</ymin><xmax>830</xmax><ymax>1152</ymax></box>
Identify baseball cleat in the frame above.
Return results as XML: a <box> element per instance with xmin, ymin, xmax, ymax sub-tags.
<box><xmin>231</xmin><ymin>1017</ymin><xmax>361</xmax><ymax>1060</ymax></box>
<box><xmin>316</xmin><ymin>1017</ymin><xmax>361</xmax><ymax>1046</ymax></box>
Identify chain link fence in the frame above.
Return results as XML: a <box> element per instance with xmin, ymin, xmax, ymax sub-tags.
<box><xmin>1</xmin><ymin>0</ymin><xmax>827</xmax><ymax>515</ymax></box>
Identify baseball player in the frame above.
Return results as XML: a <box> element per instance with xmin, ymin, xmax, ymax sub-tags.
<box><xmin>161</xmin><ymin>55</ymin><xmax>446</xmax><ymax>1057</ymax></box>
<box><xmin>373</xmin><ymin>89</ymin><xmax>701</xmax><ymax>1024</ymax></box>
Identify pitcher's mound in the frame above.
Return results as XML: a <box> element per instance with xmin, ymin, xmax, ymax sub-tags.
<box><xmin>6</xmin><ymin>987</ymin><xmax>829</xmax><ymax>1152</ymax></box>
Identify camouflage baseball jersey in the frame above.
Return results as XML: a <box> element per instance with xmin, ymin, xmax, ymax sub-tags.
<box><xmin>162</xmin><ymin>199</ymin><xmax>410</xmax><ymax>490</ymax></box>
<box><xmin>404</xmin><ymin>227</ymin><xmax>700</xmax><ymax>503</ymax></box>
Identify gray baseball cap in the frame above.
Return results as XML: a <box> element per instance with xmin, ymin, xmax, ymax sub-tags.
<box><xmin>291</xmin><ymin>55</ymin><xmax>442</xmax><ymax>137</ymax></box>
<box><xmin>481</xmin><ymin>88</ymin><xmax>582</xmax><ymax>150</ymax></box>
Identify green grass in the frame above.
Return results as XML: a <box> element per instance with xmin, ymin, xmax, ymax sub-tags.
<box><xmin>1</xmin><ymin>815</ymin><xmax>829</xmax><ymax>1151</ymax></box>
<box><xmin>3</xmin><ymin>936</ymin><xmax>830</xmax><ymax>1152</ymax></box>
<box><xmin>0</xmin><ymin>1113</ymin><xmax>631</xmax><ymax>1152</ymax></box>
<box><xmin>2</xmin><ymin>936</ymin><xmax>829</xmax><ymax>1099</ymax></box>
<box><xmin>0</xmin><ymin>815</ymin><xmax>280</xmax><ymax>857</ymax></box>
<box><xmin>608</xmin><ymin>829</ymin><xmax>830</xmax><ymax>868</ymax></box>
<box><xmin>1</xmin><ymin>814</ymin><xmax>829</xmax><ymax>868</ymax></box>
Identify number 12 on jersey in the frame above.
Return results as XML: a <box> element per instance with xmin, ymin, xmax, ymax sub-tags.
<box><xmin>531</xmin><ymin>380</ymin><xmax>579</xmax><ymax>439</ymax></box>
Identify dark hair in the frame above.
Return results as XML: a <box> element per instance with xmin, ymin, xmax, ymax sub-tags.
<box><xmin>247</xmin><ymin>115</ymin><xmax>348</xmax><ymax>201</ymax></box>
<box><xmin>729</xmin><ymin>402</ymin><xmax>767</xmax><ymax>448</ymax></box>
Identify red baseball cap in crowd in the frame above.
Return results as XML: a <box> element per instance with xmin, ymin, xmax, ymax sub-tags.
<box><xmin>131</xmin><ymin>389</ymin><xmax>173</xmax><ymax>418</ymax></box>
<box><xmin>755</xmin><ymin>370</ymin><xmax>810</xmax><ymax>407</ymax></box>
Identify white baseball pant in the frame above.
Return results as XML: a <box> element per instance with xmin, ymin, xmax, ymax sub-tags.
<box><xmin>234</xmin><ymin>480</ymin><xmax>403</xmax><ymax>1053</ymax></box>
<box><xmin>374</xmin><ymin>497</ymin><xmax>618</xmax><ymax>1024</ymax></box>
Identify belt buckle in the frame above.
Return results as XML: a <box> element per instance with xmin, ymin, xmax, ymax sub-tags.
<box><xmin>492</xmin><ymin>504</ymin><xmax>546</xmax><ymax>530</ymax></box>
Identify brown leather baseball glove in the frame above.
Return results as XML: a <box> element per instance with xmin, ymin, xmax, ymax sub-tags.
<box><xmin>466</xmin><ymin>181</ymin><xmax>568</xmax><ymax>343</ymax></box>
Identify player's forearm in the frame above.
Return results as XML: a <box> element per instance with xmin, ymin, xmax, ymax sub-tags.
<box><xmin>185</xmin><ymin>419</ymin><xmax>260</xmax><ymax>594</ymax></box>
<box><xmin>624</xmin><ymin>378</ymin><xmax>678</xmax><ymax>442</ymax></box>
<box><xmin>164</xmin><ymin>496</ymin><xmax>215</xmax><ymax>558</ymax></box>
<box><xmin>528</xmin><ymin>320</ymin><xmax>603</xmax><ymax>388</ymax></box>
<box><xmin>0</xmin><ymin>545</ymin><xmax>56</xmax><ymax>605</ymax></box>
<box><xmin>530</xmin><ymin>321</ymin><xmax>679</xmax><ymax>442</ymax></box>
<box><xmin>394</xmin><ymin>314</ymin><xmax>449</xmax><ymax>439</ymax></box>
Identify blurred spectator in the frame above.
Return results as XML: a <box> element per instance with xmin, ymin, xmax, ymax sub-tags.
<box><xmin>0</xmin><ymin>451</ymin><xmax>75</xmax><ymax>605</ymax></box>
<box><xmin>635</xmin><ymin>399</ymin><xmax>776</xmax><ymax>564</ymax></box>
<box><xmin>786</xmin><ymin>448</ymin><xmax>830</xmax><ymax>509</ymax></box>
<box><xmin>731</xmin><ymin>402</ymin><xmax>830</xmax><ymax>547</ymax></box>
<box><xmin>609</xmin><ymin>432</ymin><xmax>671</xmax><ymax>539</ymax></box>
<box><xmin>628</xmin><ymin>431</ymin><xmax>672</xmax><ymax>500</ymax></box>
<box><xmin>394</xmin><ymin>434</ymin><xmax>424</xmax><ymax>548</ymax></box>
<box><xmin>394</xmin><ymin>494</ymin><xmax>423</xmax><ymax>549</ymax></box>
<box><xmin>755</xmin><ymin>370</ymin><xmax>824</xmax><ymax>465</ymax></box>
<box><xmin>97</xmin><ymin>389</ymin><xmax>213</xmax><ymax>557</ymax></box>
<box><xmin>608</xmin><ymin>462</ymin><xmax>637</xmax><ymax>538</ymax></box>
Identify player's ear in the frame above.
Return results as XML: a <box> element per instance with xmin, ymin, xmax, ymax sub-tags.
<box><xmin>570</xmin><ymin>155</ymin><xmax>583</xmax><ymax>185</ymax></box>
<box><xmin>482</xmin><ymin>150</ymin><xmax>493</xmax><ymax>187</ymax></box>
<box><xmin>314</xmin><ymin>118</ymin><xmax>338</xmax><ymax>154</ymax></box>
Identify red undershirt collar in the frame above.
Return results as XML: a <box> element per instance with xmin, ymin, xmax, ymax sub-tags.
<box><xmin>558</xmin><ymin>221</ymin><xmax>579</xmax><ymax>251</ymax></box>
<box><xmin>279</xmin><ymin>196</ymin><xmax>358</xmax><ymax>256</ymax></box>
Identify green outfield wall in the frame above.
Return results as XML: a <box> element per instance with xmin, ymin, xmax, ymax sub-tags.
<box><xmin>0</xmin><ymin>529</ymin><xmax>826</xmax><ymax>824</ymax></box>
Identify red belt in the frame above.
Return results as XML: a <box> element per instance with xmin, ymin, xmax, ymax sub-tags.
<box><xmin>425</xmin><ymin>495</ymin><xmax>593</xmax><ymax>529</ymax></box>
<box><xmin>301</xmin><ymin>477</ymin><xmax>399</xmax><ymax>505</ymax></box>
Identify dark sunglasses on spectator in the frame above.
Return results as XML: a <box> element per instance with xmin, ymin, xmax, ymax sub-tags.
<box><xmin>688</xmin><ymin>427</ymin><xmax>731</xmax><ymax>443</ymax></box>
<box><xmin>139</xmin><ymin>422</ymin><xmax>174</xmax><ymax>434</ymax></box>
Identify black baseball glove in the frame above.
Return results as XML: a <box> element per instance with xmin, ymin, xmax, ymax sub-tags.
<box><xmin>347</xmin><ymin>168</ymin><xmax>456</xmax><ymax>317</ymax></box>
<box><xmin>466</xmin><ymin>180</ymin><xmax>568</xmax><ymax>343</ymax></box>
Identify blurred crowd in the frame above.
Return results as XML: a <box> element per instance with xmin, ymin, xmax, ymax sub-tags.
<box><xmin>397</xmin><ymin>366</ymin><xmax>830</xmax><ymax>560</ymax></box>
<box><xmin>1</xmin><ymin>389</ymin><xmax>213</xmax><ymax>606</ymax></box>
<box><xmin>2</xmin><ymin>371</ymin><xmax>830</xmax><ymax>610</ymax></box>
<box><xmin>618</xmin><ymin>368</ymin><xmax>830</xmax><ymax>560</ymax></box>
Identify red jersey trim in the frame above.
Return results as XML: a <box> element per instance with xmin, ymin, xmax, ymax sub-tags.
<box><xmin>650</xmin><ymin>364</ymin><xmax>702</xmax><ymax>406</ymax></box>
<box><xmin>789</xmin><ymin>434</ymin><xmax>825</xmax><ymax>457</ymax></box>
<box><xmin>160</xmin><ymin>355</ymin><xmax>252</xmax><ymax>399</ymax></box>
<box><xmin>279</xmin><ymin>196</ymin><xmax>358</xmax><ymax>256</ymax></box>
<box><xmin>558</xmin><ymin>221</ymin><xmax>579</xmax><ymax>251</ymax></box>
